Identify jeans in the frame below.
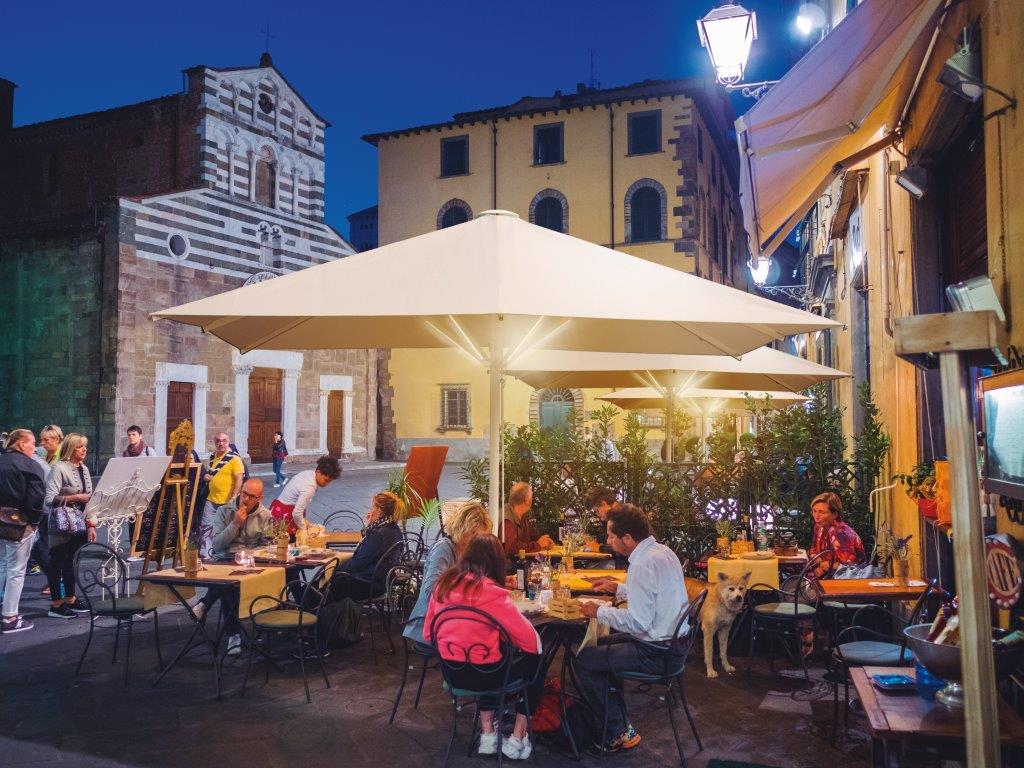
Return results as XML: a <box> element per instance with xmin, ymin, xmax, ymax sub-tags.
<box><xmin>199</xmin><ymin>501</ymin><xmax>219</xmax><ymax>559</ymax></box>
<box><xmin>48</xmin><ymin>531</ymin><xmax>87</xmax><ymax>602</ymax></box>
<box><xmin>574</xmin><ymin>634</ymin><xmax>671</xmax><ymax>736</ymax></box>
<box><xmin>1</xmin><ymin>530</ymin><xmax>36</xmax><ymax>616</ymax></box>
<box><xmin>199</xmin><ymin>586</ymin><xmax>241</xmax><ymax>636</ymax></box>
<box><xmin>444</xmin><ymin>653</ymin><xmax>544</xmax><ymax>715</ymax></box>
<box><xmin>272</xmin><ymin>458</ymin><xmax>285</xmax><ymax>485</ymax></box>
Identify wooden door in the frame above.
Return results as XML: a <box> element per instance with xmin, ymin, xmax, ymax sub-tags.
<box><xmin>166</xmin><ymin>381</ymin><xmax>195</xmax><ymax>451</ymax></box>
<box><xmin>248</xmin><ymin>368</ymin><xmax>282</xmax><ymax>462</ymax></box>
<box><xmin>327</xmin><ymin>391</ymin><xmax>345</xmax><ymax>457</ymax></box>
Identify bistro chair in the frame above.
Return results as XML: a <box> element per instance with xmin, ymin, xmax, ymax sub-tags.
<box><xmin>744</xmin><ymin>566</ymin><xmax>821</xmax><ymax>681</ymax></box>
<box><xmin>829</xmin><ymin>581</ymin><xmax>938</xmax><ymax>742</ymax></box>
<box><xmin>400</xmin><ymin>528</ymin><xmax>428</xmax><ymax>573</ymax></box>
<box><xmin>387</xmin><ymin>564</ymin><xmax>440</xmax><ymax>724</ymax></box>
<box><xmin>595</xmin><ymin>590</ymin><xmax>708</xmax><ymax>767</ymax></box>
<box><xmin>331</xmin><ymin>539</ymin><xmax>405</xmax><ymax>663</ymax></box>
<box><xmin>242</xmin><ymin>559</ymin><xmax>336</xmax><ymax>704</ymax></box>
<box><xmin>73</xmin><ymin>542</ymin><xmax>163</xmax><ymax>685</ymax></box>
<box><xmin>321</xmin><ymin>508</ymin><xmax>364</xmax><ymax>532</ymax></box>
<box><xmin>429</xmin><ymin>605</ymin><xmax>540</xmax><ymax>768</ymax></box>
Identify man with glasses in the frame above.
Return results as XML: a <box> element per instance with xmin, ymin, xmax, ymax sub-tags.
<box><xmin>192</xmin><ymin>478</ymin><xmax>272</xmax><ymax>655</ymax></box>
<box><xmin>583</xmin><ymin>486</ymin><xmax>627</xmax><ymax>568</ymax></box>
<box><xmin>199</xmin><ymin>433</ymin><xmax>245</xmax><ymax>559</ymax></box>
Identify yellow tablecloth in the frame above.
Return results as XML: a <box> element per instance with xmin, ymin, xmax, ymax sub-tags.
<box><xmin>523</xmin><ymin>546</ymin><xmax>612</xmax><ymax>561</ymax></box>
<box><xmin>141</xmin><ymin>563</ymin><xmax>286</xmax><ymax>618</ymax></box>
<box><xmin>708</xmin><ymin>555</ymin><xmax>779</xmax><ymax>589</ymax></box>
<box><xmin>559</xmin><ymin>570</ymin><xmax>628</xmax><ymax>593</ymax></box>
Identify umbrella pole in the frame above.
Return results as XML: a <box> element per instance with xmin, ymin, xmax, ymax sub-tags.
<box><xmin>666</xmin><ymin>372</ymin><xmax>675</xmax><ymax>463</ymax></box>
<box><xmin>488</xmin><ymin>326</ymin><xmax>504</xmax><ymax>535</ymax></box>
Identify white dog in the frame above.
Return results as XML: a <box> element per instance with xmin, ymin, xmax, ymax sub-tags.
<box><xmin>700</xmin><ymin>571</ymin><xmax>751</xmax><ymax>678</ymax></box>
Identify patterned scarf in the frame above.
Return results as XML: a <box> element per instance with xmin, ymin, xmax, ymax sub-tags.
<box><xmin>123</xmin><ymin>440</ymin><xmax>148</xmax><ymax>458</ymax></box>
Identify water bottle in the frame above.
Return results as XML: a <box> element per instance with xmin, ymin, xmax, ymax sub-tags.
<box><xmin>755</xmin><ymin>526</ymin><xmax>769</xmax><ymax>552</ymax></box>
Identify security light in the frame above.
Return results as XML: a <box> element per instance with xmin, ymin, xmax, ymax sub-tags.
<box><xmin>939</xmin><ymin>37</ymin><xmax>984</xmax><ymax>102</ymax></box>
<box><xmin>795</xmin><ymin>3</ymin><xmax>826</xmax><ymax>36</ymax></box>
<box><xmin>895</xmin><ymin>165</ymin><xmax>927</xmax><ymax>200</ymax></box>
<box><xmin>946</xmin><ymin>275</ymin><xmax>1006</xmax><ymax>324</ymax></box>
<box><xmin>697</xmin><ymin>3</ymin><xmax>758</xmax><ymax>84</ymax></box>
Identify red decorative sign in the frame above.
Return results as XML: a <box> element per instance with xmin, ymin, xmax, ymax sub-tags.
<box><xmin>986</xmin><ymin>536</ymin><xmax>1022</xmax><ymax>609</ymax></box>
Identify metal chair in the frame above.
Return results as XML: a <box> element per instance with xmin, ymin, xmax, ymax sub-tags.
<box><xmin>429</xmin><ymin>605</ymin><xmax>540</xmax><ymax>768</ymax></box>
<box><xmin>829</xmin><ymin>581</ymin><xmax>938</xmax><ymax>742</ymax></box>
<box><xmin>595</xmin><ymin>590</ymin><xmax>708</xmax><ymax>767</ymax></box>
<box><xmin>73</xmin><ymin>543</ymin><xmax>163</xmax><ymax>685</ymax></box>
<box><xmin>387</xmin><ymin>564</ymin><xmax>439</xmax><ymax>724</ymax></box>
<box><xmin>321</xmin><ymin>509</ymin><xmax>364</xmax><ymax>532</ymax></box>
<box><xmin>331</xmin><ymin>539</ymin><xmax>405</xmax><ymax>663</ymax></box>
<box><xmin>242</xmin><ymin>559</ymin><xmax>336</xmax><ymax>704</ymax></box>
<box><xmin>744</xmin><ymin>558</ymin><xmax>823</xmax><ymax>680</ymax></box>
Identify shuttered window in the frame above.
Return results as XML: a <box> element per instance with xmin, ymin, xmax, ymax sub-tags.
<box><xmin>440</xmin><ymin>386</ymin><xmax>470</xmax><ymax>430</ymax></box>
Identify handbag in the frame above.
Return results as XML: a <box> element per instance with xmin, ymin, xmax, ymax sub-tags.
<box><xmin>0</xmin><ymin>506</ymin><xmax>30</xmax><ymax>542</ymax></box>
<box><xmin>49</xmin><ymin>504</ymin><xmax>83</xmax><ymax>535</ymax></box>
<box><xmin>833</xmin><ymin>563</ymin><xmax>883</xmax><ymax>579</ymax></box>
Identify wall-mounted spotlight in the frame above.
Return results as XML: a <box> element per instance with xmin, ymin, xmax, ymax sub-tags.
<box><xmin>895</xmin><ymin>165</ymin><xmax>927</xmax><ymax>199</ymax></box>
<box><xmin>938</xmin><ymin>28</ymin><xmax>1017</xmax><ymax>117</ymax></box>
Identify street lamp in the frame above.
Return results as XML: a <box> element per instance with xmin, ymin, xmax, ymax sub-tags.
<box><xmin>697</xmin><ymin>3</ymin><xmax>758</xmax><ymax>85</ymax></box>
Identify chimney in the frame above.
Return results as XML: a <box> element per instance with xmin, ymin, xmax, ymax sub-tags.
<box><xmin>0</xmin><ymin>79</ymin><xmax>16</xmax><ymax>130</ymax></box>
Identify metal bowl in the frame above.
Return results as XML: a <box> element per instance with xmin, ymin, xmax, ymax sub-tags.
<box><xmin>903</xmin><ymin>623</ymin><xmax>1024</xmax><ymax>707</ymax></box>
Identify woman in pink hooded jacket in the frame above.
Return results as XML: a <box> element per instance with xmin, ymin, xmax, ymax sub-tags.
<box><xmin>424</xmin><ymin>534</ymin><xmax>543</xmax><ymax>761</ymax></box>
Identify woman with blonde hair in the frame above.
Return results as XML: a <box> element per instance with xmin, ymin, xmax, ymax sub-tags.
<box><xmin>330</xmin><ymin>491</ymin><xmax>405</xmax><ymax>603</ymax></box>
<box><xmin>403</xmin><ymin>501</ymin><xmax>491</xmax><ymax>644</ymax></box>
<box><xmin>44</xmin><ymin>433</ymin><xmax>97</xmax><ymax>619</ymax></box>
<box><xmin>38</xmin><ymin>425</ymin><xmax>64</xmax><ymax>467</ymax></box>
<box><xmin>31</xmin><ymin>425</ymin><xmax>63</xmax><ymax>597</ymax></box>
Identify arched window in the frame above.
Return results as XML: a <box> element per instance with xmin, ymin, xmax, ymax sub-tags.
<box><xmin>255</xmin><ymin>147</ymin><xmax>276</xmax><ymax>208</ymax></box>
<box><xmin>539</xmin><ymin>389</ymin><xmax>575</xmax><ymax>429</ymax></box>
<box><xmin>529</xmin><ymin>188</ymin><xmax>568</xmax><ymax>233</ymax></box>
<box><xmin>437</xmin><ymin>199</ymin><xmax>472</xmax><ymax>229</ymax></box>
<box><xmin>624</xmin><ymin>179</ymin><xmax>666</xmax><ymax>243</ymax></box>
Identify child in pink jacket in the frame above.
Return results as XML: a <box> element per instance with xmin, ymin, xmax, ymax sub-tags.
<box><xmin>424</xmin><ymin>534</ymin><xmax>544</xmax><ymax>761</ymax></box>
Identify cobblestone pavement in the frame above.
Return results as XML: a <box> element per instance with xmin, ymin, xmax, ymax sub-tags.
<box><xmin>0</xmin><ymin>463</ymin><xmax>883</xmax><ymax>768</ymax></box>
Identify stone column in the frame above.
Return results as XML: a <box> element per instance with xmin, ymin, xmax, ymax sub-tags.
<box><xmin>272</xmin><ymin>161</ymin><xmax>280</xmax><ymax>210</ymax></box>
<box><xmin>343</xmin><ymin>390</ymin><xmax>357</xmax><ymax>453</ymax></box>
<box><xmin>233</xmin><ymin>363</ymin><xmax>253</xmax><ymax>457</ymax></box>
<box><xmin>282</xmin><ymin>369</ymin><xmax>300</xmax><ymax>453</ymax></box>
<box><xmin>194</xmin><ymin>382</ymin><xmax>209</xmax><ymax>453</ymax></box>
<box><xmin>292</xmin><ymin>169</ymin><xmax>300</xmax><ymax>216</ymax></box>
<box><xmin>154</xmin><ymin>379</ymin><xmax>169</xmax><ymax>455</ymax></box>
<box><xmin>226</xmin><ymin>142</ymin><xmax>235</xmax><ymax>195</ymax></box>
<box><xmin>318</xmin><ymin>389</ymin><xmax>330</xmax><ymax>454</ymax></box>
<box><xmin>247</xmin><ymin>150</ymin><xmax>256</xmax><ymax>203</ymax></box>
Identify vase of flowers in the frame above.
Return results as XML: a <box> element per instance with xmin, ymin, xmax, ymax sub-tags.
<box><xmin>182</xmin><ymin>542</ymin><xmax>200</xmax><ymax>575</ymax></box>
<box><xmin>561</xmin><ymin>530</ymin><xmax>588</xmax><ymax>574</ymax></box>
<box><xmin>877</xmin><ymin>526</ymin><xmax>914</xmax><ymax>581</ymax></box>
<box><xmin>715</xmin><ymin>518</ymin><xmax>736</xmax><ymax>557</ymax></box>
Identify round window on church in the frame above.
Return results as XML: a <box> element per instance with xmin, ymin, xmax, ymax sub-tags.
<box><xmin>258</xmin><ymin>93</ymin><xmax>275</xmax><ymax>115</ymax></box>
<box><xmin>167</xmin><ymin>233</ymin><xmax>189</xmax><ymax>259</ymax></box>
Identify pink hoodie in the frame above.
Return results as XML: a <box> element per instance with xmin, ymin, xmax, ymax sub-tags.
<box><xmin>424</xmin><ymin>576</ymin><xmax>542</xmax><ymax>664</ymax></box>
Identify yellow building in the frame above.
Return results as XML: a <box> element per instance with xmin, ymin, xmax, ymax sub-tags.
<box><xmin>364</xmin><ymin>78</ymin><xmax>750</xmax><ymax>458</ymax></box>
<box><xmin>778</xmin><ymin>0</ymin><xmax>1024</xmax><ymax>579</ymax></box>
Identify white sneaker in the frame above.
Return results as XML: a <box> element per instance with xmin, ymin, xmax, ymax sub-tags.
<box><xmin>477</xmin><ymin>731</ymin><xmax>498</xmax><ymax>755</ymax></box>
<box><xmin>502</xmin><ymin>734</ymin><xmax>531</xmax><ymax>760</ymax></box>
<box><xmin>226</xmin><ymin>634</ymin><xmax>242</xmax><ymax>656</ymax></box>
<box><xmin>273</xmin><ymin>483</ymin><xmax>280</xmax><ymax>488</ymax></box>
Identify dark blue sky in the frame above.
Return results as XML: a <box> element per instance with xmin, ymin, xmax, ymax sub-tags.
<box><xmin>3</xmin><ymin>0</ymin><xmax>807</xmax><ymax>240</ymax></box>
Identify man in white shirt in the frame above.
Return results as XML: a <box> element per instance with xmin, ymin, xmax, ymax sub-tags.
<box><xmin>575</xmin><ymin>504</ymin><xmax>689</xmax><ymax>752</ymax></box>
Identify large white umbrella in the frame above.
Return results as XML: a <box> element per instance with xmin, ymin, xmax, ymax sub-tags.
<box><xmin>152</xmin><ymin>210</ymin><xmax>838</xmax><ymax>524</ymax></box>
<box><xmin>508</xmin><ymin>345</ymin><xmax>846</xmax><ymax>461</ymax></box>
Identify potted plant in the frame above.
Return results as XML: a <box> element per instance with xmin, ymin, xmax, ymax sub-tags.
<box><xmin>182</xmin><ymin>539</ymin><xmax>201</xmax><ymax>575</ymax></box>
<box><xmin>893</xmin><ymin>461</ymin><xmax>937</xmax><ymax>518</ymax></box>
<box><xmin>715</xmin><ymin>518</ymin><xmax>736</xmax><ymax>557</ymax></box>
<box><xmin>877</xmin><ymin>526</ymin><xmax>913</xmax><ymax>581</ymax></box>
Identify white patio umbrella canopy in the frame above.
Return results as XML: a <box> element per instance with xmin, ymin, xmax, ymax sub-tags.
<box><xmin>152</xmin><ymin>210</ymin><xmax>838</xmax><ymax>525</ymax></box>
<box><xmin>596</xmin><ymin>387</ymin><xmax>809</xmax><ymax>411</ymax></box>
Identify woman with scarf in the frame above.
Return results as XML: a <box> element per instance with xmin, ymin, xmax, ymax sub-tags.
<box><xmin>122</xmin><ymin>425</ymin><xmax>159</xmax><ymax>457</ymax></box>
<box><xmin>808</xmin><ymin>491</ymin><xmax>865</xmax><ymax>578</ymax></box>
<box><xmin>329</xmin><ymin>491</ymin><xmax>404</xmax><ymax>602</ymax></box>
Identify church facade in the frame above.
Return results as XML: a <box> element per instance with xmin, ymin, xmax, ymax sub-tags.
<box><xmin>0</xmin><ymin>55</ymin><xmax>375</xmax><ymax>466</ymax></box>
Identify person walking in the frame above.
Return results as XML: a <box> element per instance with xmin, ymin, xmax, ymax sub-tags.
<box><xmin>199</xmin><ymin>433</ymin><xmax>244</xmax><ymax>559</ymax></box>
<box><xmin>44</xmin><ymin>433</ymin><xmax>97</xmax><ymax>619</ymax></box>
<box><xmin>271</xmin><ymin>431</ymin><xmax>288</xmax><ymax>488</ymax></box>
<box><xmin>122</xmin><ymin>425</ymin><xmax>160</xmax><ymax>457</ymax></box>
<box><xmin>0</xmin><ymin>429</ymin><xmax>47</xmax><ymax>633</ymax></box>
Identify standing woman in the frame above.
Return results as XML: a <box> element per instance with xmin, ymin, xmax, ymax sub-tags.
<box><xmin>33</xmin><ymin>424</ymin><xmax>64</xmax><ymax>597</ymax></box>
<box><xmin>403</xmin><ymin>502</ymin><xmax>491</xmax><ymax>644</ymax></box>
<box><xmin>271</xmin><ymin>431</ymin><xmax>288</xmax><ymax>488</ymax></box>
<box><xmin>38</xmin><ymin>425</ymin><xmax>64</xmax><ymax>467</ymax></box>
<box><xmin>44</xmin><ymin>433</ymin><xmax>97</xmax><ymax>619</ymax></box>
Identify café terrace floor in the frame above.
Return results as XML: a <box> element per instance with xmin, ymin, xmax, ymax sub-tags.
<box><xmin>3</xmin><ymin>566</ymin><xmax>954</xmax><ymax>768</ymax></box>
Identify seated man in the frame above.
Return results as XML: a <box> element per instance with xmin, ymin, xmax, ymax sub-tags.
<box><xmin>501</xmin><ymin>482</ymin><xmax>554</xmax><ymax>557</ymax></box>
<box><xmin>574</xmin><ymin>504</ymin><xmax>689</xmax><ymax>753</ymax></box>
<box><xmin>194</xmin><ymin>478</ymin><xmax>272</xmax><ymax>655</ymax></box>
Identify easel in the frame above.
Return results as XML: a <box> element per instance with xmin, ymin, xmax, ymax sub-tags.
<box><xmin>134</xmin><ymin>420</ymin><xmax>198</xmax><ymax>575</ymax></box>
<box><xmin>895</xmin><ymin>309</ymin><xmax>1008</xmax><ymax>766</ymax></box>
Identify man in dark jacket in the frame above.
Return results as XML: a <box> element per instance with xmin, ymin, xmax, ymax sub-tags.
<box><xmin>0</xmin><ymin>429</ymin><xmax>47</xmax><ymax>633</ymax></box>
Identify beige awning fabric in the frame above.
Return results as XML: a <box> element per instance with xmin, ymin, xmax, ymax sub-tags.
<box><xmin>737</xmin><ymin>0</ymin><xmax>944</xmax><ymax>259</ymax></box>
<box><xmin>597</xmin><ymin>387</ymin><xmax>809</xmax><ymax>412</ymax></box>
<box><xmin>509</xmin><ymin>346</ymin><xmax>848</xmax><ymax>393</ymax></box>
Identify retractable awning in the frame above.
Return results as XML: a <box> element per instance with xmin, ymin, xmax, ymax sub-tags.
<box><xmin>737</xmin><ymin>0</ymin><xmax>945</xmax><ymax>261</ymax></box>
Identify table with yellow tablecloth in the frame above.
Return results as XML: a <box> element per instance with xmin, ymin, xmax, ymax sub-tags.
<box><xmin>559</xmin><ymin>569</ymin><xmax>628</xmax><ymax>593</ymax></box>
<box><xmin>140</xmin><ymin>563</ymin><xmax>286</xmax><ymax>618</ymax></box>
<box><xmin>707</xmin><ymin>554</ymin><xmax>779</xmax><ymax>589</ymax></box>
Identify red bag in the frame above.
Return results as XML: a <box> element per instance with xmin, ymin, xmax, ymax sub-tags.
<box><xmin>531</xmin><ymin>678</ymin><xmax>563</xmax><ymax>733</ymax></box>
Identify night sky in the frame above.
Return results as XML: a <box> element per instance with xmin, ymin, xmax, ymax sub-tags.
<box><xmin>3</xmin><ymin>0</ymin><xmax>812</xmax><ymax>240</ymax></box>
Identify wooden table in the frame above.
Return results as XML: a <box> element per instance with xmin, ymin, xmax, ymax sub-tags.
<box><xmin>140</xmin><ymin>564</ymin><xmax>286</xmax><ymax>698</ymax></box>
<box><xmin>852</xmin><ymin>666</ymin><xmax>1024</xmax><ymax>766</ymax></box>
<box><xmin>819</xmin><ymin>579</ymin><xmax>928</xmax><ymax>603</ymax></box>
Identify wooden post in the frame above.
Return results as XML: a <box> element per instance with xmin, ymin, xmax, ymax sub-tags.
<box><xmin>895</xmin><ymin>310</ymin><xmax>1008</xmax><ymax>767</ymax></box>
